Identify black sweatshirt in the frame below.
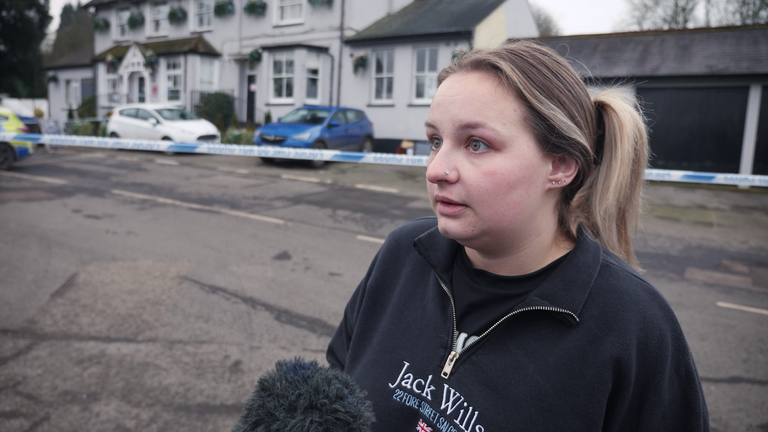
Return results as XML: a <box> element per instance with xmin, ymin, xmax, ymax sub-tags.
<box><xmin>327</xmin><ymin>217</ymin><xmax>709</xmax><ymax>432</ymax></box>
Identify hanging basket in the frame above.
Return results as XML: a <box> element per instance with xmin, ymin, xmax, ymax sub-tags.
<box><xmin>127</xmin><ymin>12</ymin><xmax>144</xmax><ymax>29</ymax></box>
<box><xmin>143</xmin><ymin>50</ymin><xmax>159</xmax><ymax>72</ymax></box>
<box><xmin>248</xmin><ymin>48</ymin><xmax>263</xmax><ymax>68</ymax></box>
<box><xmin>243</xmin><ymin>0</ymin><xmax>267</xmax><ymax>16</ymax></box>
<box><xmin>93</xmin><ymin>17</ymin><xmax>110</xmax><ymax>33</ymax></box>
<box><xmin>47</xmin><ymin>74</ymin><xmax>59</xmax><ymax>84</ymax></box>
<box><xmin>308</xmin><ymin>0</ymin><xmax>333</xmax><ymax>7</ymax></box>
<box><xmin>352</xmin><ymin>53</ymin><xmax>368</xmax><ymax>75</ymax></box>
<box><xmin>214</xmin><ymin>0</ymin><xmax>235</xmax><ymax>17</ymax></box>
<box><xmin>168</xmin><ymin>6</ymin><xmax>187</xmax><ymax>24</ymax></box>
<box><xmin>106</xmin><ymin>54</ymin><xmax>121</xmax><ymax>73</ymax></box>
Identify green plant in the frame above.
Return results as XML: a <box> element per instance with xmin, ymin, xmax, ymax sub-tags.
<box><xmin>248</xmin><ymin>48</ymin><xmax>262</xmax><ymax>68</ymax></box>
<box><xmin>243</xmin><ymin>0</ymin><xmax>267</xmax><ymax>16</ymax></box>
<box><xmin>308</xmin><ymin>0</ymin><xmax>333</xmax><ymax>6</ymax></box>
<box><xmin>77</xmin><ymin>96</ymin><xmax>97</xmax><ymax>119</ymax></box>
<box><xmin>214</xmin><ymin>114</ymin><xmax>225</xmax><ymax>133</ymax></box>
<box><xmin>214</xmin><ymin>0</ymin><xmax>235</xmax><ymax>17</ymax></box>
<box><xmin>197</xmin><ymin>92</ymin><xmax>234</xmax><ymax>128</ymax></box>
<box><xmin>240</xmin><ymin>128</ymin><xmax>255</xmax><ymax>144</ymax></box>
<box><xmin>245</xmin><ymin>120</ymin><xmax>256</xmax><ymax>131</ymax></box>
<box><xmin>93</xmin><ymin>17</ymin><xmax>111</xmax><ymax>33</ymax></box>
<box><xmin>231</xmin><ymin>112</ymin><xmax>240</xmax><ymax>129</ymax></box>
<box><xmin>106</xmin><ymin>55</ymin><xmax>120</xmax><ymax>73</ymax></box>
<box><xmin>168</xmin><ymin>6</ymin><xmax>187</xmax><ymax>24</ymax></box>
<box><xmin>99</xmin><ymin>121</ymin><xmax>108</xmax><ymax>136</ymax></box>
<box><xmin>70</xmin><ymin>121</ymin><xmax>95</xmax><ymax>136</ymax></box>
<box><xmin>223</xmin><ymin>126</ymin><xmax>243</xmax><ymax>144</ymax></box>
<box><xmin>127</xmin><ymin>12</ymin><xmax>144</xmax><ymax>29</ymax></box>
<box><xmin>352</xmin><ymin>53</ymin><xmax>368</xmax><ymax>74</ymax></box>
<box><xmin>67</xmin><ymin>108</ymin><xmax>74</xmax><ymax>120</ymax></box>
<box><xmin>264</xmin><ymin>110</ymin><xmax>272</xmax><ymax>124</ymax></box>
<box><xmin>143</xmin><ymin>50</ymin><xmax>159</xmax><ymax>72</ymax></box>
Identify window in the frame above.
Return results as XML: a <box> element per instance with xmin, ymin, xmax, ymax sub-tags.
<box><xmin>277</xmin><ymin>0</ymin><xmax>303</xmax><ymax>25</ymax></box>
<box><xmin>345</xmin><ymin>110</ymin><xmax>364</xmax><ymax>124</ymax></box>
<box><xmin>196</xmin><ymin>0</ymin><xmax>214</xmax><ymax>30</ymax></box>
<box><xmin>306</xmin><ymin>52</ymin><xmax>320</xmax><ymax>102</ymax></box>
<box><xmin>65</xmin><ymin>79</ymin><xmax>80</xmax><ymax>108</ymax></box>
<box><xmin>108</xmin><ymin>78</ymin><xmax>120</xmax><ymax>103</ymax></box>
<box><xmin>373</xmin><ymin>50</ymin><xmax>394</xmax><ymax>102</ymax></box>
<box><xmin>200</xmin><ymin>57</ymin><xmax>217</xmax><ymax>91</ymax></box>
<box><xmin>120</xmin><ymin>108</ymin><xmax>138</xmax><ymax>117</ymax></box>
<box><xmin>151</xmin><ymin>1</ymin><xmax>169</xmax><ymax>35</ymax></box>
<box><xmin>166</xmin><ymin>56</ymin><xmax>182</xmax><ymax>100</ymax></box>
<box><xmin>271</xmin><ymin>52</ymin><xmax>294</xmax><ymax>101</ymax></box>
<box><xmin>329</xmin><ymin>110</ymin><xmax>347</xmax><ymax>125</ymax></box>
<box><xmin>117</xmin><ymin>8</ymin><xmax>131</xmax><ymax>38</ymax></box>
<box><xmin>413</xmin><ymin>47</ymin><xmax>438</xmax><ymax>102</ymax></box>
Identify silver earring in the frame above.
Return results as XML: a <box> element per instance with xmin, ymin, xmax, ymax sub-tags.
<box><xmin>557</xmin><ymin>181</ymin><xmax>562</xmax><ymax>185</ymax></box>
<box><xmin>445</xmin><ymin>170</ymin><xmax>450</xmax><ymax>175</ymax></box>
<box><xmin>551</xmin><ymin>181</ymin><xmax>556</xmax><ymax>185</ymax></box>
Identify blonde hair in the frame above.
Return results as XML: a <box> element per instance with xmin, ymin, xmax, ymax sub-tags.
<box><xmin>438</xmin><ymin>41</ymin><xmax>649</xmax><ymax>269</ymax></box>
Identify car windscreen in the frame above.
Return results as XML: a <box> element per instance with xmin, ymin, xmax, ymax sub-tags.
<box><xmin>156</xmin><ymin>109</ymin><xmax>199</xmax><ymax>120</ymax></box>
<box><xmin>280</xmin><ymin>108</ymin><xmax>330</xmax><ymax>125</ymax></box>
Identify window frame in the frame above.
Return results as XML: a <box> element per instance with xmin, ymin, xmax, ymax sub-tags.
<box><xmin>412</xmin><ymin>46</ymin><xmax>439</xmax><ymax>104</ymax></box>
<box><xmin>150</xmin><ymin>1</ymin><xmax>170</xmax><ymax>36</ymax></box>
<box><xmin>371</xmin><ymin>49</ymin><xmax>394</xmax><ymax>104</ymax></box>
<box><xmin>116</xmin><ymin>7</ymin><xmax>131</xmax><ymax>40</ymax></box>
<box><xmin>270</xmin><ymin>51</ymin><xmax>295</xmax><ymax>103</ymax></box>
<box><xmin>305</xmin><ymin>52</ymin><xmax>320</xmax><ymax>104</ymax></box>
<box><xmin>64</xmin><ymin>79</ymin><xmax>81</xmax><ymax>109</ymax></box>
<box><xmin>275</xmin><ymin>0</ymin><xmax>304</xmax><ymax>26</ymax></box>
<box><xmin>199</xmin><ymin>57</ymin><xmax>217</xmax><ymax>92</ymax></box>
<box><xmin>166</xmin><ymin>56</ymin><xmax>183</xmax><ymax>101</ymax></box>
<box><xmin>195</xmin><ymin>0</ymin><xmax>214</xmax><ymax>31</ymax></box>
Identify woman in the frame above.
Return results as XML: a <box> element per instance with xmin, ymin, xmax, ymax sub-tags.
<box><xmin>327</xmin><ymin>41</ymin><xmax>708</xmax><ymax>431</ymax></box>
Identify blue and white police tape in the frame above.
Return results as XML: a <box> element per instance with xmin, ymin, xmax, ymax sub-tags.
<box><xmin>2</xmin><ymin>132</ymin><xmax>767</xmax><ymax>187</ymax></box>
<box><xmin>0</xmin><ymin>132</ymin><xmax>429</xmax><ymax>167</ymax></box>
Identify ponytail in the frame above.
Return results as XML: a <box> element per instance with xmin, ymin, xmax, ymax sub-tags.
<box><xmin>571</xmin><ymin>88</ymin><xmax>649</xmax><ymax>269</ymax></box>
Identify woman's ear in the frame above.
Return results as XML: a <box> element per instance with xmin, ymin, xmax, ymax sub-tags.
<box><xmin>548</xmin><ymin>155</ymin><xmax>578</xmax><ymax>186</ymax></box>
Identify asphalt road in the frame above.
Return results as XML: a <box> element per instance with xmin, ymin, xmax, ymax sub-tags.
<box><xmin>1</xmin><ymin>147</ymin><xmax>767</xmax><ymax>431</ymax></box>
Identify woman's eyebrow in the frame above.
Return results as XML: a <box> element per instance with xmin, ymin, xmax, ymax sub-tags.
<box><xmin>424</xmin><ymin>119</ymin><xmax>501</xmax><ymax>136</ymax></box>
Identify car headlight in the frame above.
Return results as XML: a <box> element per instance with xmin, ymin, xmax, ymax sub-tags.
<box><xmin>291</xmin><ymin>132</ymin><xmax>311</xmax><ymax>140</ymax></box>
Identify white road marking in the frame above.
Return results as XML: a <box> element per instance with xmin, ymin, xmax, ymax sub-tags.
<box><xmin>0</xmin><ymin>171</ymin><xmax>69</xmax><ymax>185</ymax></box>
<box><xmin>154</xmin><ymin>159</ymin><xmax>180</xmax><ymax>166</ymax></box>
<box><xmin>111</xmin><ymin>189</ymin><xmax>286</xmax><ymax>225</ymax></box>
<box><xmin>217</xmin><ymin>166</ymin><xmax>249</xmax><ymax>174</ymax></box>
<box><xmin>716</xmin><ymin>301</ymin><xmax>768</xmax><ymax>316</ymax></box>
<box><xmin>281</xmin><ymin>174</ymin><xmax>322</xmax><ymax>183</ymax></box>
<box><xmin>356</xmin><ymin>234</ymin><xmax>385</xmax><ymax>244</ymax></box>
<box><xmin>116</xmin><ymin>156</ymin><xmax>139</xmax><ymax>161</ymax></box>
<box><xmin>354</xmin><ymin>184</ymin><xmax>399</xmax><ymax>194</ymax></box>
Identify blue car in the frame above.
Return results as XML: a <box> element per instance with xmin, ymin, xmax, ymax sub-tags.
<box><xmin>254</xmin><ymin>105</ymin><xmax>374</xmax><ymax>167</ymax></box>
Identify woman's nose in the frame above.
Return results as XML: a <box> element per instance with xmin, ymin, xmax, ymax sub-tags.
<box><xmin>426</xmin><ymin>148</ymin><xmax>456</xmax><ymax>184</ymax></box>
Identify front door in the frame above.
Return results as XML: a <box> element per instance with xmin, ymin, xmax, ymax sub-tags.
<box><xmin>138</xmin><ymin>77</ymin><xmax>146</xmax><ymax>103</ymax></box>
<box><xmin>247</xmin><ymin>75</ymin><xmax>256</xmax><ymax>124</ymax></box>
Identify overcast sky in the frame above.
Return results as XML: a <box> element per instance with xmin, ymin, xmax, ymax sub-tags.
<box><xmin>47</xmin><ymin>0</ymin><xmax>631</xmax><ymax>35</ymax></box>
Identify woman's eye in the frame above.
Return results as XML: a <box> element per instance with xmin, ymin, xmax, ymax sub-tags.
<box><xmin>469</xmin><ymin>140</ymin><xmax>488</xmax><ymax>152</ymax></box>
<box><xmin>430</xmin><ymin>138</ymin><xmax>443</xmax><ymax>150</ymax></box>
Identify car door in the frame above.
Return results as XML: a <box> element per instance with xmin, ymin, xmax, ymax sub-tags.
<box><xmin>345</xmin><ymin>110</ymin><xmax>368</xmax><ymax>149</ymax></box>
<box><xmin>114</xmin><ymin>108</ymin><xmax>142</xmax><ymax>138</ymax></box>
<box><xmin>136</xmin><ymin>109</ymin><xmax>162</xmax><ymax>140</ymax></box>
<box><xmin>324</xmin><ymin>110</ymin><xmax>349</xmax><ymax>149</ymax></box>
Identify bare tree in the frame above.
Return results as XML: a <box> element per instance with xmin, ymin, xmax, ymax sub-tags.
<box><xmin>624</xmin><ymin>0</ymin><xmax>700</xmax><ymax>30</ymax></box>
<box><xmin>530</xmin><ymin>3</ymin><xmax>561</xmax><ymax>36</ymax></box>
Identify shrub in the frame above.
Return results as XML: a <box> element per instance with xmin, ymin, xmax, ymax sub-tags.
<box><xmin>197</xmin><ymin>92</ymin><xmax>234</xmax><ymax>127</ymax></box>
<box><xmin>214</xmin><ymin>114</ymin><xmax>225</xmax><ymax>134</ymax></box>
<box><xmin>264</xmin><ymin>110</ymin><xmax>272</xmax><ymax>124</ymax></box>
<box><xmin>70</xmin><ymin>121</ymin><xmax>95</xmax><ymax>136</ymax></box>
<box><xmin>77</xmin><ymin>95</ymin><xmax>96</xmax><ymax>119</ymax></box>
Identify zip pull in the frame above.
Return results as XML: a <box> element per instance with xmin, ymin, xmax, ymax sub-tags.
<box><xmin>441</xmin><ymin>351</ymin><xmax>458</xmax><ymax>379</ymax></box>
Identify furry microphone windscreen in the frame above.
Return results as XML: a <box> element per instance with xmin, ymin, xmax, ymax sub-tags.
<box><xmin>232</xmin><ymin>357</ymin><xmax>375</xmax><ymax>432</ymax></box>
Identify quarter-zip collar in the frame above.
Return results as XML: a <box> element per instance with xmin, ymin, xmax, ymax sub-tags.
<box><xmin>413</xmin><ymin>222</ymin><xmax>602</xmax><ymax>328</ymax></box>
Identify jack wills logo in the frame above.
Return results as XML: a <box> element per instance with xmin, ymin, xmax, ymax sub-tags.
<box><xmin>388</xmin><ymin>361</ymin><xmax>485</xmax><ymax>432</ymax></box>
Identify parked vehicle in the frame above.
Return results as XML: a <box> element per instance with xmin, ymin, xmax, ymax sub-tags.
<box><xmin>253</xmin><ymin>105</ymin><xmax>374</xmax><ymax>167</ymax></box>
<box><xmin>0</xmin><ymin>107</ymin><xmax>34</xmax><ymax>170</ymax></box>
<box><xmin>106</xmin><ymin>103</ymin><xmax>221</xmax><ymax>145</ymax></box>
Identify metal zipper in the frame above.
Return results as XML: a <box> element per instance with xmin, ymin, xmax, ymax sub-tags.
<box><xmin>437</xmin><ymin>275</ymin><xmax>579</xmax><ymax>379</ymax></box>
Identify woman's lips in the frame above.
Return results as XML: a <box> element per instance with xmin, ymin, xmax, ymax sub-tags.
<box><xmin>435</xmin><ymin>196</ymin><xmax>467</xmax><ymax>216</ymax></box>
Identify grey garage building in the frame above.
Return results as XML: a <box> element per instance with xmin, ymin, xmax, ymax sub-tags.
<box><xmin>537</xmin><ymin>25</ymin><xmax>768</xmax><ymax>176</ymax></box>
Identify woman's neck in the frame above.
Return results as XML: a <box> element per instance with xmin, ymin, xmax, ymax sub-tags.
<box><xmin>464</xmin><ymin>229</ymin><xmax>575</xmax><ymax>276</ymax></box>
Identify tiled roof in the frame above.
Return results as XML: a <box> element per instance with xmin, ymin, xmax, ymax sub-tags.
<box><xmin>93</xmin><ymin>35</ymin><xmax>220</xmax><ymax>61</ymax></box>
<box><xmin>536</xmin><ymin>25</ymin><xmax>768</xmax><ymax>78</ymax></box>
<box><xmin>44</xmin><ymin>45</ymin><xmax>94</xmax><ymax>69</ymax></box>
<box><xmin>346</xmin><ymin>0</ymin><xmax>506</xmax><ymax>44</ymax></box>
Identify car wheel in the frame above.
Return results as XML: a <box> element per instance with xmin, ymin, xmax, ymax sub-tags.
<box><xmin>361</xmin><ymin>137</ymin><xmax>373</xmax><ymax>153</ymax></box>
<box><xmin>110</xmin><ymin>132</ymin><xmax>119</xmax><ymax>138</ymax></box>
<box><xmin>0</xmin><ymin>143</ymin><xmax>15</xmax><ymax>170</ymax></box>
<box><xmin>308</xmin><ymin>141</ymin><xmax>327</xmax><ymax>168</ymax></box>
<box><xmin>162</xmin><ymin>137</ymin><xmax>175</xmax><ymax>155</ymax></box>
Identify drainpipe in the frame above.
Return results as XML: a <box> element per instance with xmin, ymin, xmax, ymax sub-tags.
<box><xmin>327</xmin><ymin>51</ymin><xmax>334</xmax><ymax>106</ymax></box>
<box><xmin>335</xmin><ymin>0</ymin><xmax>345</xmax><ymax>106</ymax></box>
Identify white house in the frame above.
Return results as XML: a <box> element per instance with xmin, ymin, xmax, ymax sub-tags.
<box><xmin>46</xmin><ymin>0</ymin><xmax>537</xmax><ymax>145</ymax></box>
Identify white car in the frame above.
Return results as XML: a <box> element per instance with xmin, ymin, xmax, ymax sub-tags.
<box><xmin>106</xmin><ymin>104</ymin><xmax>221</xmax><ymax>144</ymax></box>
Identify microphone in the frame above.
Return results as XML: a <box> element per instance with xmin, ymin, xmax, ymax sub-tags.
<box><xmin>232</xmin><ymin>357</ymin><xmax>375</xmax><ymax>432</ymax></box>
